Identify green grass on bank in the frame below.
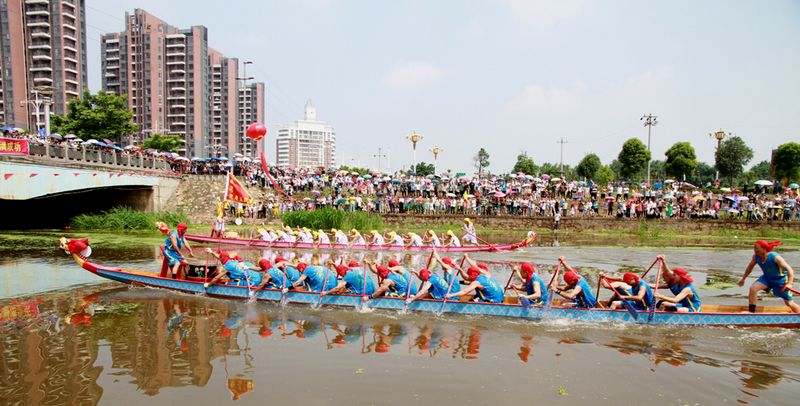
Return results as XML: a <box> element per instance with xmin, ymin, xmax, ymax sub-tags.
<box><xmin>70</xmin><ymin>207</ymin><xmax>188</xmax><ymax>231</ymax></box>
<box><xmin>281</xmin><ymin>207</ymin><xmax>384</xmax><ymax>231</ymax></box>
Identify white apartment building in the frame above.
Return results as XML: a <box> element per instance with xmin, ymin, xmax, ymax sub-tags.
<box><xmin>275</xmin><ymin>100</ymin><xmax>336</xmax><ymax>169</ymax></box>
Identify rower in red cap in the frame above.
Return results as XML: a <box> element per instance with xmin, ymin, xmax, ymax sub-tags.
<box><xmin>363</xmin><ymin>259</ymin><xmax>418</xmax><ymax>299</ymax></box>
<box><xmin>510</xmin><ymin>262</ymin><xmax>549</xmax><ymax>306</ymax></box>
<box><xmin>163</xmin><ymin>223</ymin><xmax>194</xmax><ymax>279</ymax></box>
<box><xmin>601</xmin><ymin>271</ymin><xmax>654</xmax><ymax>311</ymax></box>
<box><xmin>320</xmin><ymin>261</ymin><xmax>376</xmax><ymax>297</ymax></box>
<box><xmin>653</xmin><ymin>256</ymin><xmax>701</xmax><ymax>312</ymax></box>
<box><xmin>550</xmin><ymin>257</ymin><xmax>596</xmax><ymax>308</ymax></box>
<box><xmin>738</xmin><ymin>240</ymin><xmax>799</xmax><ymax>313</ymax></box>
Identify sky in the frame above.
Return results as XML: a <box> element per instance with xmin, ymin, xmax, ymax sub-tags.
<box><xmin>85</xmin><ymin>0</ymin><xmax>800</xmax><ymax>173</ymax></box>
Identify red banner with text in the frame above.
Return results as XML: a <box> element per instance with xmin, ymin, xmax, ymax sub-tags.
<box><xmin>0</xmin><ymin>137</ymin><xmax>29</xmax><ymax>155</ymax></box>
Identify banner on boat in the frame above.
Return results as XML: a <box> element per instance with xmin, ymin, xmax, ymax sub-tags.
<box><xmin>0</xmin><ymin>137</ymin><xmax>29</xmax><ymax>156</ymax></box>
<box><xmin>224</xmin><ymin>172</ymin><xmax>253</xmax><ymax>205</ymax></box>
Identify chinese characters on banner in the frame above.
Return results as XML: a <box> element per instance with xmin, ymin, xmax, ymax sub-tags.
<box><xmin>0</xmin><ymin>137</ymin><xmax>29</xmax><ymax>155</ymax></box>
<box><xmin>224</xmin><ymin>172</ymin><xmax>253</xmax><ymax>205</ymax></box>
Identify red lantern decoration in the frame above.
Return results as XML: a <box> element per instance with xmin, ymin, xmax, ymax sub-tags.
<box><xmin>246</xmin><ymin>122</ymin><xmax>267</xmax><ymax>141</ymax></box>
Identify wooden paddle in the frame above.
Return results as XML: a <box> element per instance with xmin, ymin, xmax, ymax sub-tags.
<box><xmin>545</xmin><ymin>263</ymin><xmax>561</xmax><ymax>310</ymax></box>
<box><xmin>316</xmin><ymin>265</ymin><xmax>330</xmax><ymax>308</ymax></box>
<box><xmin>476</xmin><ymin>235</ymin><xmax>499</xmax><ymax>252</ymax></box>
<box><xmin>436</xmin><ymin>255</ymin><xmax>467</xmax><ymax>315</ymax></box>
<box><xmin>640</xmin><ymin>257</ymin><xmax>661</xmax><ymax>279</ymax></box>
<box><xmin>648</xmin><ymin>259</ymin><xmax>663</xmax><ymax>322</ymax></box>
<box><xmin>403</xmin><ymin>252</ymin><xmax>435</xmax><ymax>312</ymax></box>
<box><xmin>599</xmin><ymin>278</ymin><xmax>639</xmax><ymax>320</ymax></box>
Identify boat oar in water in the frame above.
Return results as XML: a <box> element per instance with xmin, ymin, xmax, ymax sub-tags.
<box><xmin>403</xmin><ymin>252</ymin><xmax>434</xmax><ymax>313</ymax></box>
<box><xmin>437</xmin><ymin>255</ymin><xmax>467</xmax><ymax>315</ymax></box>
<box><xmin>595</xmin><ymin>275</ymin><xmax>639</xmax><ymax>320</ymax></box>
<box><xmin>545</xmin><ymin>263</ymin><xmax>561</xmax><ymax>310</ymax></box>
<box><xmin>648</xmin><ymin>258</ymin><xmax>664</xmax><ymax>322</ymax></box>
<box><xmin>315</xmin><ymin>267</ymin><xmax>331</xmax><ymax>308</ymax></box>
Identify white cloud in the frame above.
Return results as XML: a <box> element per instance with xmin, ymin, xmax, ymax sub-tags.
<box><xmin>507</xmin><ymin>81</ymin><xmax>588</xmax><ymax>115</ymax></box>
<box><xmin>500</xmin><ymin>0</ymin><xmax>589</xmax><ymax>30</ymax></box>
<box><xmin>380</xmin><ymin>62</ymin><xmax>446</xmax><ymax>92</ymax></box>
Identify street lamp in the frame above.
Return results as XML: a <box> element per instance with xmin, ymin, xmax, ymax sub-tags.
<box><xmin>405</xmin><ymin>130</ymin><xmax>424</xmax><ymax>174</ymax></box>
<box><xmin>429</xmin><ymin>145</ymin><xmax>443</xmax><ymax>173</ymax></box>
<box><xmin>641</xmin><ymin>113</ymin><xmax>658</xmax><ymax>185</ymax></box>
<box><xmin>709</xmin><ymin>129</ymin><xmax>731</xmax><ymax>181</ymax></box>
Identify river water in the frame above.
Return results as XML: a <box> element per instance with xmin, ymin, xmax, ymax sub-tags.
<box><xmin>1</xmin><ymin>234</ymin><xmax>799</xmax><ymax>405</ymax></box>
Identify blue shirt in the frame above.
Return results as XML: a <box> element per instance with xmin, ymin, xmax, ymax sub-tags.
<box><xmin>524</xmin><ymin>275</ymin><xmax>549</xmax><ymax>305</ymax></box>
<box><xmin>343</xmin><ymin>269</ymin><xmax>376</xmax><ymax>295</ymax></box>
<box><xmin>475</xmin><ymin>275</ymin><xmax>505</xmax><ymax>303</ymax></box>
<box><xmin>386</xmin><ymin>272</ymin><xmax>418</xmax><ymax>296</ymax></box>
<box><xmin>266</xmin><ymin>267</ymin><xmax>287</xmax><ymax>288</ymax></box>
<box><xmin>669</xmin><ymin>283</ymin><xmax>701</xmax><ymax>312</ymax></box>
<box><xmin>303</xmin><ymin>266</ymin><xmax>338</xmax><ymax>292</ymax></box>
<box><xmin>571</xmin><ymin>279</ymin><xmax>597</xmax><ymax>308</ymax></box>
<box><xmin>630</xmin><ymin>280</ymin><xmax>654</xmax><ymax>307</ymax></box>
<box><xmin>427</xmin><ymin>273</ymin><xmax>460</xmax><ymax>300</ymax></box>
<box><xmin>164</xmin><ymin>230</ymin><xmax>184</xmax><ymax>253</ymax></box>
<box><xmin>756</xmin><ymin>252</ymin><xmax>786</xmax><ymax>282</ymax></box>
<box><xmin>284</xmin><ymin>265</ymin><xmax>301</xmax><ymax>284</ymax></box>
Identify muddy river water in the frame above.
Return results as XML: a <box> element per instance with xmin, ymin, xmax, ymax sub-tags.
<box><xmin>1</xmin><ymin>235</ymin><xmax>798</xmax><ymax>405</ymax></box>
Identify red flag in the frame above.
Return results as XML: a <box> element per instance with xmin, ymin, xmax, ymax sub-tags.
<box><xmin>224</xmin><ymin>173</ymin><xmax>253</xmax><ymax>205</ymax></box>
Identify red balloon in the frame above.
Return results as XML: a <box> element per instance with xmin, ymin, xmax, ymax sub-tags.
<box><xmin>246</xmin><ymin>122</ymin><xmax>267</xmax><ymax>141</ymax></box>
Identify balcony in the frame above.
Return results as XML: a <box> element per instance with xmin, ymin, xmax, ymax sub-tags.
<box><xmin>26</xmin><ymin>0</ymin><xmax>50</xmax><ymax>4</ymax></box>
<box><xmin>167</xmin><ymin>95</ymin><xmax>185</xmax><ymax>101</ymax></box>
<box><xmin>31</xmin><ymin>54</ymin><xmax>52</xmax><ymax>61</ymax></box>
<box><xmin>27</xmin><ymin>21</ymin><xmax>50</xmax><ymax>28</ymax></box>
<box><xmin>62</xmin><ymin>11</ymin><xmax>76</xmax><ymax>20</ymax></box>
<box><xmin>170</xmin><ymin>121</ymin><xmax>186</xmax><ymax>126</ymax></box>
<box><xmin>33</xmin><ymin>76</ymin><xmax>53</xmax><ymax>83</ymax></box>
<box><xmin>105</xmin><ymin>38</ymin><xmax>119</xmax><ymax>44</ymax></box>
<box><xmin>170</xmin><ymin>69</ymin><xmax>186</xmax><ymax>75</ymax></box>
<box><xmin>167</xmin><ymin>113</ymin><xmax>187</xmax><ymax>118</ymax></box>
<box><xmin>64</xmin><ymin>56</ymin><xmax>78</xmax><ymax>64</ymax></box>
<box><xmin>166</xmin><ymin>51</ymin><xmax>186</xmax><ymax>57</ymax></box>
<box><xmin>166</xmin><ymin>42</ymin><xmax>185</xmax><ymax>48</ymax></box>
<box><xmin>170</xmin><ymin>104</ymin><xmax>186</xmax><ymax>109</ymax></box>
<box><xmin>65</xmin><ymin>78</ymin><xmax>79</xmax><ymax>86</ymax></box>
<box><xmin>29</xmin><ymin>43</ymin><xmax>52</xmax><ymax>50</ymax></box>
<box><xmin>105</xmin><ymin>55</ymin><xmax>120</xmax><ymax>61</ymax></box>
<box><xmin>166</xmin><ymin>60</ymin><xmax>185</xmax><ymax>66</ymax></box>
<box><xmin>63</xmin><ymin>45</ymin><xmax>78</xmax><ymax>53</ymax></box>
<box><xmin>169</xmin><ymin>87</ymin><xmax>186</xmax><ymax>92</ymax></box>
<box><xmin>30</xmin><ymin>65</ymin><xmax>52</xmax><ymax>72</ymax></box>
<box><xmin>64</xmin><ymin>67</ymin><xmax>79</xmax><ymax>75</ymax></box>
<box><xmin>25</xmin><ymin>10</ymin><xmax>49</xmax><ymax>17</ymax></box>
<box><xmin>31</xmin><ymin>31</ymin><xmax>51</xmax><ymax>39</ymax></box>
<box><xmin>62</xmin><ymin>23</ymin><xmax>76</xmax><ymax>31</ymax></box>
<box><xmin>167</xmin><ymin>78</ymin><xmax>186</xmax><ymax>83</ymax></box>
<box><xmin>63</xmin><ymin>33</ymin><xmax>77</xmax><ymax>42</ymax></box>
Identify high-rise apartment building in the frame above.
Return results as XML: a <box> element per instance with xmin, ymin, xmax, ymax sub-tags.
<box><xmin>237</xmin><ymin>82</ymin><xmax>265</xmax><ymax>157</ymax></box>
<box><xmin>101</xmin><ymin>8</ymin><xmax>263</xmax><ymax>157</ymax></box>
<box><xmin>0</xmin><ymin>0</ymin><xmax>88</xmax><ymax>130</ymax></box>
<box><xmin>275</xmin><ymin>100</ymin><xmax>336</xmax><ymax>169</ymax></box>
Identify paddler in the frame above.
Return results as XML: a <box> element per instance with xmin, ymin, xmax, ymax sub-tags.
<box><xmin>405</xmin><ymin>232</ymin><xmax>424</xmax><ymax>248</ymax></box>
<box><xmin>297</xmin><ymin>228</ymin><xmax>314</xmax><ymax>244</ymax></box>
<box><xmin>204</xmin><ymin>250</ymin><xmax>268</xmax><ymax>300</ymax></box>
<box><xmin>550</xmin><ymin>257</ymin><xmax>597</xmax><ymax>308</ymax></box>
<box><xmin>349</xmin><ymin>229</ymin><xmax>366</xmax><ymax>246</ymax></box>
<box><xmin>423</xmin><ymin>230</ymin><xmax>442</xmax><ymax>247</ymax></box>
<box><xmin>273</xmin><ymin>256</ymin><xmax>302</xmax><ymax>287</ymax></box>
<box><xmin>320</xmin><ymin>263</ymin><xmax>377</xmax><ymax>297</ymax></box>
<box><xmin>286</xmin><ymin>262</ymin><xmax>338</xmax><ymax>292</ymax></box>
<box><xmin>163</xmin><ymin>223</ymin><xmax>195</xmax><ymax>279</ymax></box>
<box><xmin>738</xmin><ymin>240</ymin><xmax>799</xmax><ymax>313</ymax></box>
<box><xmin>387</xmin><ymin>231</ymin><xmax>405</xmax><ymax>247</ymax></box>
<box><xmin>653</xmin><ymin>256</ymin><xmax>702</xmax><ymax>313</ymax></box>
<box><xmin>364</xmin><ymin>260</ymin><xmax>418</xmax><ymax>298</ymax></box>
<box><xmin>315</xmin><ymin>229</ymin><xmax>331</xmax><ymax>245</ymax></box>
<box><xmin>369</xmin><ymin>230</ymin><xmax>386</xmax><ymax>246</ymax></box>
<box><xmin>406</xmin><ymin>251</ymin><xmax>463</xmax><ymax>304</ymax></box>
<box><xmin>462</xmin><ymin>218</ymin><xmax>478</xmax><ymax>245</ymax></box>
<box><xmin>333</xmin><ymin>229</ymin><xmax>349</xmax><ymax>245</ymax></box>
<box><xmin>601</xmin><ymin>272</ymin><xmax>654</xmax><ymax>311</ymax></box>
<box><xmin>510</xmin><ymin>262</ymin><xmax>548</xmax><ymax>305</ymax></box>
<box><xmin>444</xmin><ymin>265</ymin><xmax>505</xmax><ymax>303</ymax></box>
<box><xmin>444</xmin><ymin>230</ymin><xmax>461</xmax><ymax>247</ymax></box>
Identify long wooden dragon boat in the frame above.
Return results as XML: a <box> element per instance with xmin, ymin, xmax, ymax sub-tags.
<box><xmin>64</xmin><ymin>248</ymin><xmax>800</xmax><ymax>328</ymax></box>
<box><xmin>183</xmin><ymin>233</ymin><xmax>532</xmax><ymax>252</ymax></box>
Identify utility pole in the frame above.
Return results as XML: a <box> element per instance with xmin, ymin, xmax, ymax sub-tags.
<box><xmin>21</xmin><ymin>88</ymin><xmax>53</xmax><ymax>137</ymax></box>
<box><xmin>641</xmin><ymin>113</ymin><xmax>658</xmax><ymax>185</ymax></box>
<box><xmin>557</xmin><ymin>138</ymin><xmax>568</xmax><ymax>175</ymax></box>
<box><xmin>373</xmin><ymin>147</ymin><xmax>387</xmax><ymax>172</ymax></box>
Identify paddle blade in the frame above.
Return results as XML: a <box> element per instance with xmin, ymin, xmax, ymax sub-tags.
<box><xmin>519</xmin><ymin>296</ymin><xmax>532</xmax><ymax>309</ymax></box>
<box><xmin>621</xmin><ymin>300</ymin><xmax>639</xmax><ymax>320</ymax></box>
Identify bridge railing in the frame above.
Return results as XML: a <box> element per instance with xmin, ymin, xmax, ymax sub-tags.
<box><xmin>26</xmin><ymin>143</ymin><xmax>172</xmax><ymax>173</ymax></box>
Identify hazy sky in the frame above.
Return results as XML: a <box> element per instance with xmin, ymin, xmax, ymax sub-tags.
<box><xmin>85</xmin><ymin>0</ymin><xmax>800</xmax><ymax>172</ymax></box>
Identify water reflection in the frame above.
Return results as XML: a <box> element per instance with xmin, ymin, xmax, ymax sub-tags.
<box><xmin>1</xmin><ymin>285</ymin><xmax>799</xmax><ymax>405</ymax></box>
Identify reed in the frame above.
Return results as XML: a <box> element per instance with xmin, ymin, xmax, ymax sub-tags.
<box><xmin>70</xmin><ymin>207</ymin><xmax>188</xmax><ymax>231</ymax></box>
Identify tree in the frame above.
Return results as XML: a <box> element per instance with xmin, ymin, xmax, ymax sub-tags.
<box><xmin>690</xmin><ymin>162</ymin><xmax>717</xmax><ymax>187</ymax></box>
<box><xmin>142</xmin><ymin>133</ymin><xmax>183</xmax><ymax>152</ymax></box>
<box><xmin>474</xmin><ymin>148</ymin><xmax>490</xmax><ymax>176</ymax></box>
<box><xmin>715</xmin><ymin>136</ymin><xmax>753</xmax><ymax>187</ymax></box>
<box><xmin>664</xmin><ymin>142</ymin><xmax>698</xmax><ymax>180</ymax></box>
<box><xmin>773</xmin><ymin>142</ymin><xmax>800</xmax><ymax>183</ymax></box>
<box><xmin>51</xmin><ymin>89</ymin><xmax>137</xmax><ymax>141</ymax></box>
<box><xmin>747</xmin><ymin>160</ymin><xmax>771</xmax><ymax>181</ymax></box>
<box><xmin>413</xmin><ymin>161</ymin><xmax>435</xmax><ymax>177</ymax></box>
<box><xmin>576</xmin><ymin>153</ymin><xmax>601</xmax><ymax>180</ymax></box>
<box><xmin>595</xmin><ymin>165</ymin><xmax>615</xmax><ymax>185</ymax></box>
<box><xmin>512</xmin><ymin>151</ymin><xmax>537</xmax><ymax>175</ymax></box>
<box><xmin>617</xmin><ymin>138</ymin><xmax>651</xmax><ymax>181</ymax></box>
<box><xmin>539</xmin><ymin>162</ymin><xmax>560</xmax><ymax>177</ymax></box>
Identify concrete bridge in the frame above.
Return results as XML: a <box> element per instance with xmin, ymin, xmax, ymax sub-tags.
<box><xmin>0</xmin><ymin>142</ymin><xmax>180</xmax><ymax>228</ymax></box>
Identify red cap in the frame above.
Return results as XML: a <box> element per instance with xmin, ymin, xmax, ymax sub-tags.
<box><xmin>563</xmin><ymin>271</ymin><xmax>581</xmax><ymax>285</ymax></box>
<box><xmin>520</xmin><ymin>262</ymin><xmax>535</xmax><ymax>279</ymax></box>
<box><xmin>296</xmin><ymin>262</ymin><xmax>308</xmax><ymax>271</ymax></box>
<box><xmin>622</xmin><ymin>272</ymin><xmax>639</xmax><ymax>286</ymax></box>
<box><xmin>176</xmin><ymin>223</ymin><xmax>188</xmax><ymax>235</ymax></box>
<box><xmin>478</xmin><ymin>263</ymin><xmax>489</xmax><ymax>271</ymax></box>
<box><xmin>259</xmin><ymin>327</ymin><xmax>273</xmax><ymax>338</ymax></box>
<box><xmin>220</xmin><ymin>326</ymin><xmax>232</xmax><ymax>337</ymax></box>
<box><xmin>274</xmin><ymin>256</ymin><xmax>286</xmax><ymax>264</ymax></box>
<box><xmin>219</xmin><ymin>251</ymin><xmax>231</xmax><ymax>264</ymax></box>
<box><xmin>65</xmin><ymin>238</ymin><xmax>89</xmax><ymax>254</ymax></box>
<box><xmin>376</xmin><ymin>341</ymin><xmax>390</xmax><ymax>353</ymax></box>
<box><xmin>672</xmin><ymin>268</ymin><xmax>694</xmax><ymax>284</ymax></box>
<box><xmin>467</xmin><ymin>267</ymin><xmax>481</xmax><ymax>281</ymax></box>
<box><xmin>336</xmin><ymin>264</ymin><xmax>349</xmax><ymax>277</ymax></box>
<box><xmin>234</xmin><ymin>255</ymin><xmax>244</xmax><ymax>262</ymax></box>
<box><xmin>419</xmin><ymin>269</ymin><xmax>431</xmax><ymax>281</ymax></box>
<box><xmin>348</xmin><ymin>260</ymin><xmax>360</xmax><ymax>268</ymax></box>
<box><xmin>441</xmin><ymin>257</ymin><xmax>454</xmax><ymax>266</ymax></box>
<box><xmin>258</xmin><ymin>259</ymin><xmax>271</xmax><ymax>271</ymax></box>
<box><xmin>377</xmin><ymin>265</ymin><xmax>391</xmax><ymax>279</ymax></box>
<box><xmin>755</xmin><ymin>240</ymin><xmax>781</xmax><ymax>252</ymax></box>
<box><xmin>388</xmin><ymin>259</ymin><xmax>400</xmax><ymax>267</ymax></box>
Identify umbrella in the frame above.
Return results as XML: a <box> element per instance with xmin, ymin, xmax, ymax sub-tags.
<box><xmin>577</xmin><ymin>181</ymin><xmax>587</xmax><ymax>186</ymax></box>
<box><xmin>509</xmin><ymin>174</ymin><xmax>518</xmax><ymax>178</ymax></box>
<box><xmin>363</xmin><ymin>174</ymin><xmax>372</xmax><ymax>179</ymax></box>
<box><xmin>124</xmin><ymin>145</ymin><xmax>139</xmax><ymax>150</ymax></box>
<box><xmin>738</xmin><ymin>196</ymin><xmax>749</xmax><ymax>201</ymax></box>
<box><xmin>681</xmin><ymin>182</ymin><xmax>696</xmax><ymax>190</ymax></box>
<box><xmin>233</xmin><ymin>153</ymin><xmax>244</xmax><ymax>158</ymax></box>
<box><xmin>219</xmin><ymin>157</ymin><xmax>228</xmax><ymax>161</ymax></box>
<box><xmin>525</xmin><ymin>174</ymin><xmax>535</xmax><ymax>180</ymax></box>
<box><xmin>789</xmin><ymin>183</ymin><xmax>799</xmax><ymax>189</ymax></box>
<box><xmin>446</xmin><ymin>193</ymin><xmax>456</xmax><ymax>197</ymax></box>
<box><xmin>663</xmin><ymin>195</ymin><xmax>675</xmax><ymax>200</ymax></box>
<box><xmin>311</xmin><ymin>190</ymin><xmax>321</xmax><ymax>195</ymax></box>
<box><xmin>191</xmin><ymin>157</ymin><xmax>205</xmax><ymax>162</ymax></box>
<box><xmin>64</xmin><ymin>134</ymin><xmax>78</xmax><ymax>139</ymax></box>
<box><xmin>48</xmin><ymin>133</ymin><xmax>63</xmax><ymax>140</ymax></box>
<box><xmin>391</xmin><ymin>179</ymin><xmax>400</xmax><ymax>184</ymax></box>
<box><xmin>0</xmin><ymin>125</ymin><xmax>14</xmax><ymax>131</ymax></box>
<box><xmin>102</xmin><ymin>138</ymin><xmax>114</xmax><ymax>145</ymax></box>
<box><xmin>350</xmin><ymin>171</ymin><xmax>359</xmax><ymax>175</ymax></box>
<box><xmin>652</xmin><ymin>183</ymin><xmax>662</xmax><ymax>189</ymax></box>
<box><xmin>664</xmin><ymin>179</ymin><xmax>675</xmax><ymax>184</ymax></box>
<box><xmin>493</xmin><ymin>192</ymin><xmax>506</xmax><ymax>198</ymax></box>
<box><xmin>719</xmin><ymin>187</ymin><xmax>731</xmax><ymax>193</ymax></box>
<box><xmin>540</xmin><ymin>174</ymin><xmax>550</xmax><ymax>179</ymax></box>
<box><xmin>551</xmin><ymin>177</ymin><xmax>561</xmax><ymax>182</ymax></box>
<box><xmin>605</xmin><ymin>196</ymin><xmax>616</xmax><ymax>201</ymax></box>
<box><xmin>755</xmin><ymin>180</ymin><xmax>773</xmax><ymax>186</ymax></box>
<box><xmin>693</xmin><ymin>195</ymin><xmax>706</xmax><ymax>201</ymax></box>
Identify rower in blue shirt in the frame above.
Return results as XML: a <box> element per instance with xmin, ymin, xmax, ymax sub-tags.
<box><xmin>510</xmin><ymin>262</ymin><xmax>548</xmax><ymax>305</ymax></box>
<box><xmin>738</xmin><ymin>240</ymin><xmax>799</xmax><ymax>313</ymax></box>
<box><xmin>654</xmin><ymin>257</ymin><xmax>701</xmax><ymax>313</ymax></box>
<box><xmin>551</xmin><ymin>257</ymin><xmax>596</xmax><ymax>308</ymax></box>
<box><xmin>288</xmin><ymin>262</ymin><xmax>338</xmax><ymax>292</ymax></box>
<box><xmin>444</xmin><ymin>266</ymin><xmax>505</xmax><ymax>303</ymax></box>
<box><xmin>203</xmin><ymin>250</ymin><xmax>268</xmax><ymax>301</ymax></box>
<box><xmin>320</xmin><ymin>264</ymin><xmax>376</xmax><ymax>297</ymax></box>
<box><xmin>602</xmin><ymin>272</ymin><xmax>654</xmax><ymax>311</ymax></box>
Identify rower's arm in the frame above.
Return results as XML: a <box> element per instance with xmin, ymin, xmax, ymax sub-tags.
<box><xmin>206</xmin><ymin>269</ymin><xmax>228</xmax><ymax>286</ymax></box>
<box><xmin>184</xmin><ymin>240</ymin><xmax>194</xmax><ymax>256</ymax></box>
<box><xmin>775</xmin><ymin>256</ymin><xmax>794</xmax><ymax>287</ymax></box>
<box><xmin>371</xmin><ymin>280</ymin><xmax>392</xmax><ymax>299</ymax></box>
<box><xmin>557</xmin><ymin>285</ymin><xmax>580</xmax><ymax>300</ymax></box>
<box><xmin>446</xmin><ymin>281</ymin><xmax>480</xmax><ymax>299</ymax></box>
<box><xmin>291</xmin><ymin>273</ymin><xmax>308</xmax><ymax>288</ymax></box>
<box><xmin>321</xmin><ymin>280</ymin><xmax>347</xmax><ymax>296</ymax></box>
<box><xmin>409</xmin><ymin>282</ymin><xmax>432</xmax><ymax>302</ymax></box>
<box><xmin>661</xmin><ymin>286</ymin><xmax>693</xmax><ymax>304</ymax></box>
<box><xmin>463</xmin><ymin>254</ymin><xmax>478</xmax><ymax>268</ymax></box>
<box><xmin>522</xmin><ymin>280</ymin><xmax>543</xmax><ymax>300</ymax></box>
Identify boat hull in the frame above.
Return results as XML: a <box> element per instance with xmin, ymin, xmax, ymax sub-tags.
<box><xmin>70</xmin><ymin>254</ymin><xmax>800</xmax><ymax>328</ymax></box>
<box><xmin>183</xmin><ymin>234</ymin><xmax>529</xmax><ymax>252</ymax></box>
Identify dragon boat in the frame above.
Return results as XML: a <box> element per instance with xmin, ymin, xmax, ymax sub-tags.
<box><xmin>62</xmin><ymin>242</ymin><xmax>800</xmax><ymax>328</ymax></box>
<box><xmin>183</xmin><ymin>233</ymin><xmax>532</xmax><ymax>252</ymax></box>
